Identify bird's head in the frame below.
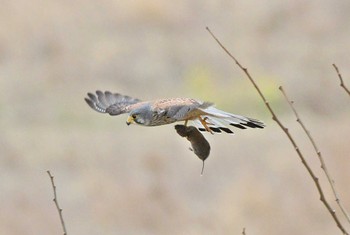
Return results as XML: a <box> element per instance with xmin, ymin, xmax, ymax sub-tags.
<box><xmin>126</xmin><ymin>105</ymin><xmax>152</xmax><ymax>126</ymax></box>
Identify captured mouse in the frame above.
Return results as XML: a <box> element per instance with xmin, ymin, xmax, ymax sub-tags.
<box><xmin>175</xmin><ymin>125</ymin><xmax>211</xmax><ymax>175</ymax></box>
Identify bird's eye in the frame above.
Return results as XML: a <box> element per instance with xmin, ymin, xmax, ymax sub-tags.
<box><xmin>132</xmin><ymin>114</ymin><xmax>137</xmax><ymax>119</ymax></box>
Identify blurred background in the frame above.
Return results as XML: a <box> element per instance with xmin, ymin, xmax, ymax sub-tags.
<box><xmin>1</xmin><ymin>0</ymin><xmax>350</xmax><ymax>234</ymax></box>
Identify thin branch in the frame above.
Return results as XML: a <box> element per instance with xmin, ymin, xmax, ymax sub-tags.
<box><xmin>279</xmin><ymin>86</ymin><xmax>350</xmax><ymax>224</ymax></box>
<box><xmin>242</xmin><ymin>227</ymin><xmax>246</xmax><ymax>235</ymax></box>
<box><xmin>47</xmin><ymin>170</ymin><xmax>68</xmax><ymax>235</ymax></box>
<box><xmin>333</xmin><ymin>64</ymin><xmax>350</xmax><ymax>96</ymax></box>
<box><xmin>206</xmin><ymin>26</ymin><xmax>349</xmax><ymax>235</ymax></box>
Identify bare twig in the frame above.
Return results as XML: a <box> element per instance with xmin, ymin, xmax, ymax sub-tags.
<box><xmin>47</xmin><ymin>170</ymin><xmax>68</xmax><ymax>235</ymax></box>
<box><xmin>333</xmin><ymin>64</ymin><xmax>350</xmax><ymax>96</ymax></box>
<box><xmin>279</xmin><ymin>86</ymin><xmax>350</xmax><ymax>224</ymax></box>
<box><xmin>206</xmin><ymin>26</ymin><xmax>349</xmax><ymax>235</ymax></box>
<box><xmin>242</xmin><ymin>227</ymin><xmax>246</xmax><ymax>235</ymax></box>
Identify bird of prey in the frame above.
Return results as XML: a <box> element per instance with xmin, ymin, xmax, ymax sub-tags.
<box><xmin>85</xmin><ymin>91</ymin><xmax>265</xmax><ymax>134</ymax></box>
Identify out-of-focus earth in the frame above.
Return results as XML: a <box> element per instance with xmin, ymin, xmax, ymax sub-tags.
<box><xmin>1</xmin><ymin>1</ymin><xmax>349</xmax><ymax>234</ymax></box>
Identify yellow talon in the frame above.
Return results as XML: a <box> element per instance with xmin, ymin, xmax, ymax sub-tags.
<box><xmin>199</xmin><ymin>116</ymin><xmax>213</xmax><ymax>134</ymax></box>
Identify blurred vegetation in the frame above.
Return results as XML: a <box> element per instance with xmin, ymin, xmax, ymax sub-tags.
<box><xmin>184</xmin><ymin>65</ymin><xmax>285</xmax><ymax>117</ymax></box>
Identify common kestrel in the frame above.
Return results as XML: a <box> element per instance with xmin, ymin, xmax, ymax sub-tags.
<box><xmin>85</xmin><ymin>90</ymin><xmax>265</xmax><ymax>134</ymax></box>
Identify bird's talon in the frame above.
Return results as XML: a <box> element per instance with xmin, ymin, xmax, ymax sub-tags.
<box><xmin>199</xmin><ymin>116</ymin><xmax>214</xmax><ymax>134</ymax></box>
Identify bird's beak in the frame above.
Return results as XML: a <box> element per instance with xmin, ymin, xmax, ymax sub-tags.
<box><xmin>126</xmin><ymin>116</ymin><xmax>134</xmax><ymax>126</ymax></box>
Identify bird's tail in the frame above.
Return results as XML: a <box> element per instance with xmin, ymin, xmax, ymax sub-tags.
<box><xmin>85</xmin><ymin>91</ymin><xmax>141</xmax><ymax>115</ymax></box>
<box><xmin>192</xmin><ymin>106</ymin><xmax>265</xmax><ymax>134</ymax></box>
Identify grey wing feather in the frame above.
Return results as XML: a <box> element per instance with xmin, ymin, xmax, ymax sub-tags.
<box><xmin>170</xmin><ymin>102</ymin><xmax>213</xmax><ymax>120</ymax></box>
<box><xmin>166</xmin><ymin>105</ymin><xmax>197</xmax><ymax>120</ymax></box>
<box><xmin>169</xmin><ymin>105</ymin><xmax>194</xmax><ymax>119</ymax></box>
<box><xmin>85</xmin><ymin>91</ymin><xmax>141</xmax><ymax>116</ymax></box>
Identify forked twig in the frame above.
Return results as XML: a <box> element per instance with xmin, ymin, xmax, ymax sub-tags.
<box><xmin>206</xmin><ymin>26</ymin><xmax>349</xmax><ymax>235</ymax></box>
<box><xmin>279</xmin><ymin>86</ymin><xmax>350</xmax><ymax>224</ymax></box>
<box><xmin>47</xmin><ymin>170</ymin><xmax>68</xmax><ymax>235</ymax></box>
<box><xmin>333</xmin><ymin>64</ymin><xmax>350</xmax><ymax>96</ymax></box>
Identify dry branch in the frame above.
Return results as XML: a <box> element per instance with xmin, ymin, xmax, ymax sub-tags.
<box><xmin>279</xmin><ymin>86</ymin><xmax>350</xmax><ymax>224</ymax></box>
<box><xmin>333</xmin><ymin>64</ymin><xmax>350</xmax><ymax>97</ymax></box>
<box><xmin>206</xmin><ymin>26</ymin><xmax>349</xmax><ymax>235</ymax></box>
<box><xmin>47</xmin><ymin>170</ymin><xmax>68</xmax><ymax>235</ymax></box>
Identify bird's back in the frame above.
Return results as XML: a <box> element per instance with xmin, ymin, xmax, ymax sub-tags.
<box><xmin>150</xmin><ymin>97</ymin><xmax>200</xmax><ymax>109</ymax></box>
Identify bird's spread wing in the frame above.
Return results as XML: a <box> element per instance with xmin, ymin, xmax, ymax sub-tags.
<box><xmin>85</xmin><ymin>91</ymin><xmax>141</xmax><ymax>115</ymax></box>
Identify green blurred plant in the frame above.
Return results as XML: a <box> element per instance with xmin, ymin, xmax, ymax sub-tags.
<box><xmin>184</xmin><ymin>65</ymin><xmax>284</xmax><ymax>117</ymax></box>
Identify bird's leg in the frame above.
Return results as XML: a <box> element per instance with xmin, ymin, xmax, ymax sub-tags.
<box><xmin>184</xmin><ymin>120</ymin><xmax>188</xmax><ymax>126</ymax></box>
<box><xmin>198</xmin><ymin>116</ymin><xmax>213</xmax><ymax>134</ymax></box>
<box><xmin>203</xmin><ymin>117</ymin><xmax>213</xmax><ymax>125</ymax></box>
